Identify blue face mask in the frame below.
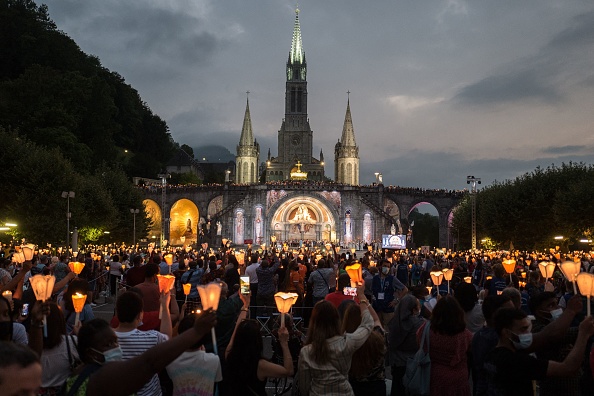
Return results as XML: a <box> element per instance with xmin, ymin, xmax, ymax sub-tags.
<box><xmin>92</xmin><ymin>346</ymin><xmax>123</xmax><ymax>363</ymax></box>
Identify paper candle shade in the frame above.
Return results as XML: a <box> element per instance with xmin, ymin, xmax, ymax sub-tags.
<box><xmin>350</xmin><ymin>248</ymin><xmax>356</xmax><ymax>254</ymax></box>
<box><xmin>345</xmin><ymin>263</ymin><xmax>363</xmax><ymax>285</ymax></box>
<box><xmin>502</xmin><ymin>259</ymin><xmax>516</xmax><ymax>274</ymax></box>
<box><xmin>559</xmin><ymin>261</ymin><xmax>581</xmax><ymax>282</ymax></box>
<box><xmin>274</xmin><ymin>292</ymin><xmax>299</xmax><ymax>314</ymax></box>
<box><xmin>197</xmin><ymin>282</ymin><xmax>222</xmax><ymax>311</ymax></box>
<box><xmin>538</xmin><ymin>261</ymin><xmax>556</xmax><ymax>279</ymax></box>
<box><xmin>30</xmin><ymin>275</ymin><xmax>56</xmax><ymax>302</ymax></box>
<box><xmin>21</xmin><ymin>244</ymin><xmax>36</xmax><ymax>261</ymax></box>
<box><xmin>72</xmin><ymin>292</ymin><xmax>87</xmax><ymax>313</ymax></box>
<box><xmin>156</xmin><ymin>274</ymin><xmax>176</xmax><ymax>293</ymax></box>
<box><xmin>183</xmin><ymin>283</ymin><xmax>192</xmax><ymax>295</ymax></box>
<box><xmin>464</xmin><ymin>276</ymin><xmax>472</xmax><ymax>284</ymax></box>
<box><xmin>2</xmin><ymin>291</ymin><xmax>12</xmax><ymax>302</ymax></box>
<box><xmin>368</xmin><ymin>245</ymin><xmax>372</xmax><ymax>252</ymax></box>
<box><xmin>68</xmin><ymin>261</ymin><xmax>85</xmax><ymax>275</ymax></box>
<box><xmin>442</xmin><ymin>268</ymin><xmax>454</xmax><ymax>281</ymax></box>
<box><xmin>430</xmin><ymin>271</ymin><xmax>444</xmax><ymax>286</ymax></box>
<box><xmin>274</xmin><ymin>292</ymin><xmax>299</xmax><ymax>328</ymax></box>
<box><xmin>12</xmin><ymin>252</ymin><xmax>25</xmax><ymax>264</ymax></box>
<box><xmin>576</xmin><ymin>272</ymin><xmax>594</xmax><ymax>317</ymax></box>
<box><xmin>164</xmin><ymin>253</ymin><xmax>174</xmax><ymax>266</ymax></box>
<box><xmin>576</xmin><ymin>273</ymin><xmax>594</xmax><ymax>297</ymax></box>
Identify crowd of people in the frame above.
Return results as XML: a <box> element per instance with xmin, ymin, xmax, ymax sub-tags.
<box><xmin>1</xmin><ymin>245</ymin><xmax>594</xmax><ymax>395</ymax></box>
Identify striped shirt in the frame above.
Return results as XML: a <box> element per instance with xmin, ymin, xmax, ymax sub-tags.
<box><xmin>297</xmin><ymin>308</ymin><xmax>374</xmax><ymax>395</ymax></box>
<box><xmin>115</xmin><ymin>329</ymin><xmax>169</xmax><ymax>396</ymax></box>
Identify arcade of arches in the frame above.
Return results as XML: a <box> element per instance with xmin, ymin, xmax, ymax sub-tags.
<box><xmin>141</xmin><ymin>186</ymin><xmax>462</xmax><ymax>249</ymax></box>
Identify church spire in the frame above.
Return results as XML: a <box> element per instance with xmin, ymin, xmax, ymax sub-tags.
<box><xmin>239</xmin><ymin>92</ymin><xmax>254</xmax><ymax>146</ymax></box>
<box><xmin>340</xmin><ymin>94</ymin><xmax>357</xmax><ymax>147</ymax></box>
<box><xmin>290</xmin><ymin>8</ymin><xmax>304</xmax><ymax>65</ymax></box>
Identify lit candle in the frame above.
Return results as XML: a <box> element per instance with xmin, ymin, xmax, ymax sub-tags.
<box><xmin>72</xmin><ymin>292</ymin><xmax>87</xmax><ymax>327</ymax></box>
<box><xmin>183</xmin><ymin>283</ymin><xmax>191</xmax><ymax>303</ymax></box>
<box><xmin>2</xmin><ymin>290</ymin><xmax>12</xmax><ymax>302</ymax></box>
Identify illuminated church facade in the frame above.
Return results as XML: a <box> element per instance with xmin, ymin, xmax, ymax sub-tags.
<box><xmin>142</xmin><ymin>9</ymin><xmax>460</xmax><ymax>249</ymax></box>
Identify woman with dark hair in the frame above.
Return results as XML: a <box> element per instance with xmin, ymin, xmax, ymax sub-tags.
<box><xmin>418</xmin><ymin>295</ymin><xmax>473</xmax><ymax>396</ymax></box>
<box><xmin>297</xmin><ymin>285</ymin><xmax>373</xmax><ymax>396</ymax></box>
<box><xmin>341</xmin><ymin>303</ymin><xmax>386</xmax><ymax>396</ymax></box>
<box><xmin>38</xmin><ymin>302</ymin><xmax>79</xmax><ymax>394</ymax></box>
<box><xmin>388</xmin><ymin>294</ymin><xmax>426</xmax><ymax>396</ymax></box>
<box><xmin>454</xmin><ymin>282</ymin><xmax>484</xmax><ymax>333</ymax></box>
<box><xmin>222</xmin><ymin>293</ymin><xmax>293</xmax><ymax>396</ymax></box>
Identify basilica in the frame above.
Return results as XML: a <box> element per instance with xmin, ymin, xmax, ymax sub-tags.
<box><xmin>142</xmin><ymin>9</ymin><xmax>461</xmax><ymax>249</ymax></box>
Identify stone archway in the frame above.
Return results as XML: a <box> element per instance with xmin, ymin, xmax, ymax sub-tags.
<box><xmin>269</xmin><ymin>195</ymin><xmax>337</xmax><ymax>243</ymax></box>
<box><xmin>169</xmin><ymin>199</ymin><xmax>199</xmax><ymax>246</ymax></box>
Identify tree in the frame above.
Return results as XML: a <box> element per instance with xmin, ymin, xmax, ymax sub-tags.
<box><xmin>452</xmin><ymin>162</ymin><xmax>594</xmax><ymax>250</ymax></box>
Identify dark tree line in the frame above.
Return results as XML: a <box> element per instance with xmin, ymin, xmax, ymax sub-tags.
<box><xmin>452</xmin><ymin>162</ymin><xmax>594</xmax><ymax>251</ymax></box>
<box><xmin>0</xmin><ymin>0</ymin><xmax>179</xmax><ymax>244</ymax></box>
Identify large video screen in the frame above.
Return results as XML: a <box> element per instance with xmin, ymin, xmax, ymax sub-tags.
<box><xmin>382</xmin><ymin>234</ymin><xmax>407</xmax><ymax>250</ymax></box>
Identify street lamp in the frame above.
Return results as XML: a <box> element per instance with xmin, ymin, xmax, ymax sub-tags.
<box><xmin>466</xmin><ymin>176</ymin><xmax>481</xmax><ymax>250</ymax></box>
<box><xmin>157</xmin><ymin>173</ymin><xmax>170</xmax><ymax>248</ymax></box>
<box><xmin>130</xmin><ymin>209</ymin><xmax>140</xmax><ymax>245</ymax></box>
<box><xmin>61</xmin><ymin>191</ymin><xmax>75</xmax><ymax>256</ymax></box>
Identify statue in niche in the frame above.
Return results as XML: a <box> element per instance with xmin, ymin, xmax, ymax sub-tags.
<box><xmin>216</xmin><ymin>221</ymin><xmax>222</xmax><ymax>236</ymax></box>
<box><xmin>391</xmin><ymin>224</ymin><xmax>396</xmax><ymax>235</ymax></box>
<box><xmin>254</xmin><ymin>207</ymin><xmax>263</xmax><ymax>243</ymax></box>
<box><xmin>289</xmin><ymin>204</ymin><xmax>316</xmax><ymax>224</ymax></box>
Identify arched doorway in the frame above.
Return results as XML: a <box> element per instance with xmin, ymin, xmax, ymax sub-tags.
<box><xmin>169</xmin><ymin>199</ymin><xmax>199</xmax><ymax>246</ymax></box>
<box><xmin>143</xmin><ymin>199</ymin><xmax>162</xmax><ymax>242</ymax></box>
<box><xmin>269</xmin><ymin>196</ymin><xmax>336</xmax><ymax>243</ymax></box>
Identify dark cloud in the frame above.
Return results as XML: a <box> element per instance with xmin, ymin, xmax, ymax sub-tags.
<box><xmin>453</xmin><ymin>69</ymin><xmax>561</xmax><ymax>105</ymax></box>
<box><xmin>361</xmin><ymin>150</ymin><xmax>594</xmax><ymax>191</ymax></box>
<box><xmin>453</xmin><ymin>10</ymin><xmax>594</xmax><ymax>106</ymax></box>
<box><xmin>541</xmin><ymin>145</ymin><xmax>588</xmax><ymax>155</ymax></box>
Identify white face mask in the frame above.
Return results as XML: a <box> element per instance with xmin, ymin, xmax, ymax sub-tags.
<box><xmin>549</xmin><ymin>308</ymin><xmax>563</xmax><ymax>321</ymax></box>
<box><xmin>511</xmin><ymin>332</ymin><xmax>533</xmax><ymax>350</ymax></box>
<box><xmin>382</xmin><ymin>267</ymin><xmax>390</xmax><ymax>275</ymax></box>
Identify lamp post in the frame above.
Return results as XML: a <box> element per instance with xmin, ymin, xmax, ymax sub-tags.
<box><xmin>466</xmin><ymin>176</ymin><xmax>481</xmax><ymax>250</ymax></box>
<box><xmin>61</xmin><ymin>191</ymin><xmax>75</xmax><ymax>256</ymax></box>
<box><xmin>130</xmin><ymin>209</ymin><xmax>139</xmax><ymax>245</ymax></box>
<box><xmin>157</xmin><ymin>173</ymin><xmax>170</xmax><ymax>248</ymax></box>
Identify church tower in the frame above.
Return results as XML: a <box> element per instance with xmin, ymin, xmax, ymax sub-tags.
<box><xmin>235</xmin><ymin>94</ymin><xmax>260</xmax><ymax>183</ymax></box>
<box><xmin>265</xmin><ymin>8</ymin><xmax>325</xmax><ymax>182</ymax></box>
<box><xmin>334</xmin><ymin>96</ymin><xmax>359</xmax><ymax>185</ymax></box>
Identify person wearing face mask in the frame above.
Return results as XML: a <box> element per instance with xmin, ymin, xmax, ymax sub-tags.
<box><xmin>371</xmin><ymin>259</ymin><xmax>407</xmax><ymax>328</ymax></box>
<box><xmin>64</xmin><ymin>308</ymin><xmax>216</xmax><ymax>396</ymax></box>
<box><xmin>485</xmin><ymin>307</ymin><xmax>594</xmax><ymax>396</ymax></box>
<box><xmin>529</xmin><ymin>292</ymin><xmax>580</xmax><ymax>396</ymax></box>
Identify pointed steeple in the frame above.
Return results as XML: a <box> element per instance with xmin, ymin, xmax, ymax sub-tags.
<box><xmin>290</xmin><ymin>8</ymin><xmax>304</xmax><ymax>65</ymax></box>
<box><xmin>239</xmin><ymin>93</ymin><xmax>254</xmax><ymax>146</ymax></box>
<box><xmin>340</xmin><ymin>95</ymin><xmax>357</xmax><ymax>147</ymax></box>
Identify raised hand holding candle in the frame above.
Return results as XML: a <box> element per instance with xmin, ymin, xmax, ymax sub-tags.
<box><xmin>156</xmin><ymin>275</ymin><xmax>176</xmax><ymax>319</ymax></box>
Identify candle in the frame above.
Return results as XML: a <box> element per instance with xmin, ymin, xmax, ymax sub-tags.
<box><xmin>183</xmin><ymin>283</ymin><xmax>191</xmax><ymax>303</ymax></box>
<box><xmin>72</xmin><ymin>292</ymin><xmax>87</xmax><ymax>327</ymax></box>
<box><xmin>2</xmin><ymin>290</ymin><xmax>12</xmax><ymax>302</ymax></box>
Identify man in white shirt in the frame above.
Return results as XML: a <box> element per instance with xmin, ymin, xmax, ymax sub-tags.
<box><xmin>114</xmin><ymin>290</ymin><xmax>172</xmax><ymax>396</ymax></box>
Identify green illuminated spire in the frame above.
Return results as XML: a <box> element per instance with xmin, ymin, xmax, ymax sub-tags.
<box><xmin>290</xmin><ymin>8</ymin><xmax>304</xmax><ymax>65</ymax></box>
